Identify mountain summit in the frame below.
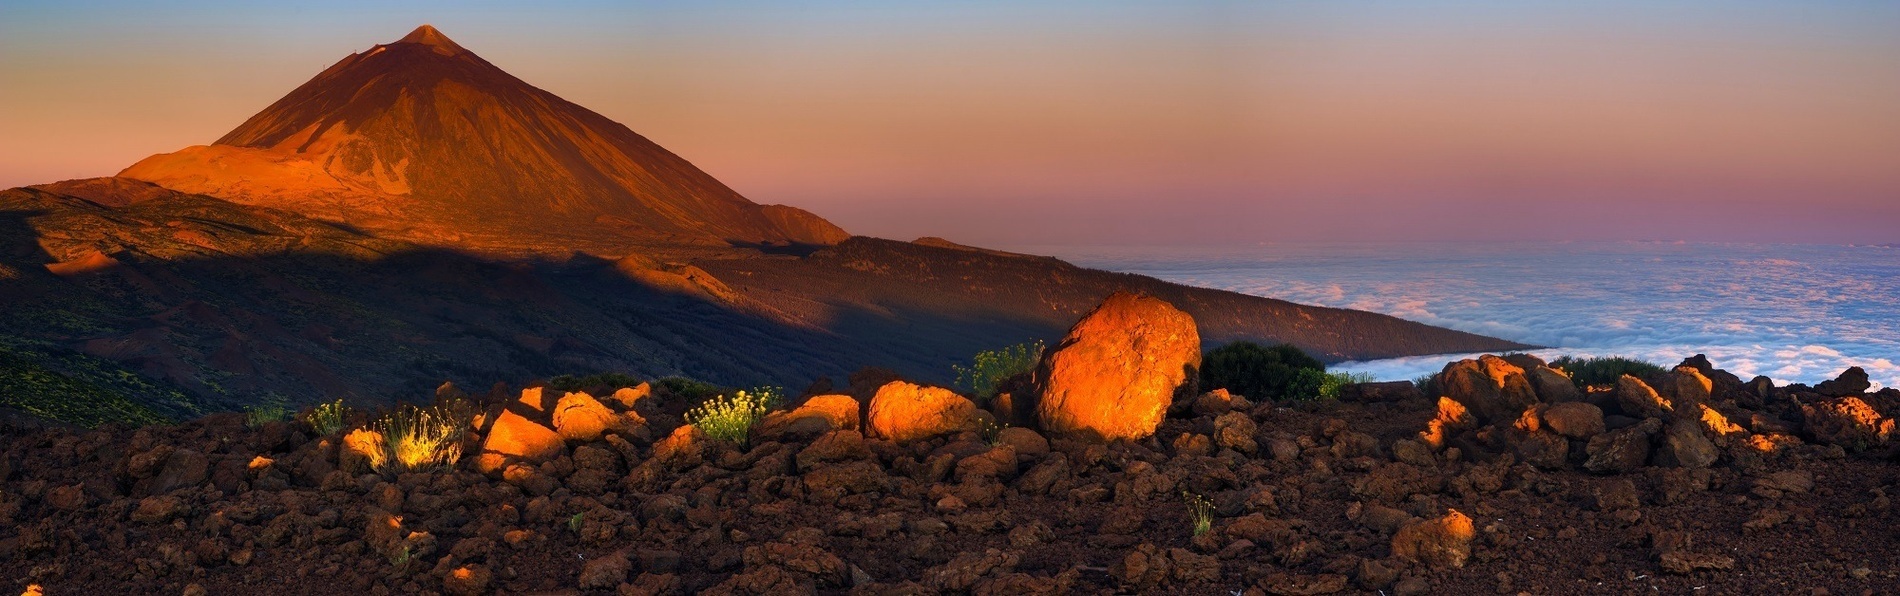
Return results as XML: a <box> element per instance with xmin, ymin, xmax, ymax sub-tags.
<box><xmin>121</xmin><ymin>25</ymin><xmax>846</xmax><ymax>253</ymax></box>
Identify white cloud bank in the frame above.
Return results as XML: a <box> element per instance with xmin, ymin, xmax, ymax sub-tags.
<box><xmin>1055</xmin><ymin>242</ymin><xmax>1898</xmax><ymax>390</ymax></box>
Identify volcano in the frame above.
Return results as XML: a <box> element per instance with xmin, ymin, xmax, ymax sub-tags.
<box><xmin>121</xmin><ymin>25</ymin><xmax>846</xmax><ymax>253</ymax></box>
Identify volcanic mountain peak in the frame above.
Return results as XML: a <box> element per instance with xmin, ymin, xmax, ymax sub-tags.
<box><xmin>395</xmin><ymin>24</ymin><xmax>465</xmax><ymax>55</ymax></box>
<box><xmin>119</xmin><ymin>24</ymin><xmax>846</xmax><ymax>254</ymax></box>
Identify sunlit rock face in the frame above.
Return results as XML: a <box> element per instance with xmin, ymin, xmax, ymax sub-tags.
<box><xmin>1035</xmin><ymin>291</ymin><xmax>1201</xmax><ymax>441</ymax></box>
<box><xmin>121</xmin><ymin>25</ymin><xmax>847</xmax><ymax>254</ymax></box>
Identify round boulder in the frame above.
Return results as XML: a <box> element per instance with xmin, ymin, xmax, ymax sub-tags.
<box><xmin>867</xmin><ymin>381</ymin><xmax>976</xmax><ymax>442</ymax></box>
<box><xmin>1035</xmin><ymin>292</ymin><xmax>1201</xmax><ymax>441</ymax></box>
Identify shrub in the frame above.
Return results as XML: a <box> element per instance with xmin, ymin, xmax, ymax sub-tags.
<box><xmin>954</xmin><ymin>340</ymin><xmax>1044</xmax><ymax>399</ymax></box>
<box><xmin>546</xmin><ymin>372</ymin><xmax>645</xmax><ymax>394</ymax></box>
<box><xmin>976</xmin><ymin>417</ymin><xmax>1007</xmax><ymax>446</ymax></box>
<box><xmin>303</xmin><ymin>399</ymin><xmax>349</xmax><ymax>436</ymax></box>
<box><xmin>374</xmin><ymin>404</ymin><xmax>467</xmax><ymax>474</ymax></box>
<box><xmin>685</xmin><ymin>387</ymin><xmax>782</xmax><ymax>447</ymax></box>
<box><xmin>658</xmin><ymin>376</ymin><xmax>726</xmax><ymax>401</ymax></box>
<box><xmin>1318</xmin><ymin>371</ymin><xmax>1378</xmax><ymax>400</ymax></box>
<box><xmin>244</xmin><ymin>404</ymin><xmax>288</xmax><ymax>428</ymax></box>
<box><xmin>1549</xmin><ymin>356</ymin><xmax>1667</xmax><ymax>388</ymax></box>
<box><xmin>1182</xmin><ymin>490</ymin><xmax>1214</xmax><ymax>537</ymax></box>
<box><xmin>1201</xmin><ymin>341</ymin><xmax>1326</xmax><ymax>401</ymax></box>
<box><xmin>1412</xmin><ymin>373</ymin><xmax>1439</xmax><ymax>397</ymax></box>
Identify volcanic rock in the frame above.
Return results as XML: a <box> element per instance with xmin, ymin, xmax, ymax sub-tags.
<box><xmin>477</xmin><ymin>408</ymin><xmax>566</xmax><ymax>473</ymax></box>
<box><xmin>1815</xmin><ymin>367</ymin><xmax>1873</xmax><ymax>397</ymax></box>
<box><xmin>551</xmin><ymin>391</ymin><xmax>618</xmax><ymax>443</ymax></box>
<box><xmin>1658</xmin><ymin>420</ymin><xmax>1719</xmax><ymax>469</ymax></box>
<box><xmin>1527</xmin><ymin>366</ymin><xmax>1583</xmax><ymax>403</ymax></box>
<box><xmin>1390</xmin><ymin>509</ymin><xmax>1476</xmax><ymax>570</ymax></box>
<box><xmin>1543</xmin><ymin>402</ymin><xmax>1606</xmax><ymax>439</ymax></box>
<box><xmin>1436</xmin><ymin>356</ymin><xmax>1538</xmax><ymax>425</ymax></box>
<box><xmin>1801</xmin><ymin>396</ymin><xmax>1894</xmax><ymax>451</ymax></box>
<box><xmin>866</xmin><ymin>382</ymin><xmax>975</xmax><ymax>442</ymax></box>
<box><xmin>1614</xmin><ymin>375</ymin><xmax>1672</xmax><ymax>420</ymax></box>
<box><xmin>1035</xmin><ymin>292</ymin><xmax>1201</xmax><ymax>441</ymax></box>
<box><xmin>759</xmin><ymin>394</ymin><xmax>860</xmax><ymax>441</ymax></box>
<box><xmin>1584</xmin><ymin>417</ymin><xmax>1661</xmax><ymax>474</ymax></box>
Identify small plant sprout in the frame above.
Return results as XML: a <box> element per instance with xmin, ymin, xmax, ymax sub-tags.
<box><xmin>1183</xmin><ymin>490</ymin><xmax>1215</xmax><ymax>537</ymax></box>
<box><xmin>389</xmin><ymin>545</ymin><xmax>412</xmax><ymax>568</ymax></box>
<box><xmin>954</xmin><ymin>340</ymin><xmax>1043</xmax><ymax>399</ymax></box>
<box><xmin>304</xmin><ymin>398</ymin><xmax>349</xmax><ymax>435</ymax></box>
<box><xmin>244</xmin><ymin>404</ymin><xmax>288</xmax><ymax>428</ymax></box>
<box><xmin>976</xmin><ymin>417</ymin><xmax>1007</xmax><ymax>446</ymax></box>
<box><xmin>568</xmin><ymin>512</ymin><xmax>585</xmax><ymax>533</ymax></box>
<box><xmin>375</xmin><ymin>404</ymin><xmax>466</xmax><ymax>473</ymax></box>
<box><xmin>685</xmin><ymin>386</ymin><xmax>782</xmax><ymax>447</ymax></box>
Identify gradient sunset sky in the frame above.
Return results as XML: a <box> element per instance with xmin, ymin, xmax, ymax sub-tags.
<box><xmin>3</xmin><ymin>1</ymin><xmax>1897</xmax><ymax>245</ymax></box>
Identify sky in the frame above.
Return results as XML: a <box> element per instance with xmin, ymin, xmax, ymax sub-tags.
<box><xmin>3</xmin><ymin>0</ymin><xmax>1898</xmax><ymax>246</ymax></box>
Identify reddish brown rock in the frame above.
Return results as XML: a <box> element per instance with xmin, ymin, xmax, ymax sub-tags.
<box><xmin>1419</xmin><ymin>397</ymin><xmax>1475</xmax><ymax>450</ymax></box>
<box><xmin>1543</xmin><ymin>401</ymin><xmax>1606</xmax><ymax>439</ymax></box>
<box><xmin>866</xmin><ymin>381</ymin><xmax>975</xmax><ymax>442</ymax></box>
<box><xmin>442</xmin><ymin>565</ymin><xmax>492</xmax><ymax>596</ymax></box>
<box><xmin>1815</xmin><ymin>366</ymin><xmax>1872</xmax><ymax>397</ymax></box>
<box><xmin>1436</xmin><ymin>355</ymin><xmax>1538</xmax><ymax>425</ymax></box>
<box><xmin>609</xmin><ymin>382</ymin><xmax>652</xmax><ymax>409</ymax></box>
<box><xmin>1801</xmin><ymin>396</ymin><xmax>1894</xmax><ymax>451</ymax></box>
<box><xmin>339</xmin><ymin>428</ymin><xmax>387</xmax><ymax>474</ymax></box>
<box><xmin>476</xmin><ymin>408</ymin><xmax>565</xmax><ymax>474</ymax></box>
<box><xmin>1035</xmin><ymin>292</ymin><xmax>1201</xmax><ymax>442</ymax></box>
<box><xmin>1584</xmin><ymin>418</ymin><xmax>1661</xmax><ymax>474</ymax></box>
<box><xmin>1615</xmin><ymin>375</ymin><xmax>1672</xmax><ymax>420</ymax></box>
<box><xmin>1390</xmin><ymin>509</ymin><xmax>1476</xmax><ymax>570</ymax></box>
<box><xmin>579</xmin><ymin>549</ymin><xmax>632</xmax><ymax>589</ymax></box>
<box><xmin>552</xmin><ymin>391</ymin><xmax>619</xmax><ymax>442</ymax></box>
<box><xmin>759</xmin><ymin>394</ymin><xmax>860</xmax><ymax>441</ymax></box>
<box><xmin>1527</xmin><ymin>366</ymin><xmax>1583</xmax><ymax>402</ymax></box>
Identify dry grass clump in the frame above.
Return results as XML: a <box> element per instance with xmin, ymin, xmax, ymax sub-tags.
<box><xmin>1183</xmin><ymin>490</ymin><xmax>1215</xmax><ymax>537</ymax></box>
<box><xmin>372</xmin><ymin>399</ymin><xmax>470</xmax><ymax>473</ymax></box>
<box><xmin>303</xmin><ymin>398</ymin><xmax>349</xmax><ymax>436</ymax></box>
<box><xmin>244</xmin><ymin>404</ymin><xmax>288</xmax><ymax>428</ymax></box>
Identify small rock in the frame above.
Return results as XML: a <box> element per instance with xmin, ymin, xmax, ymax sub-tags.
<box><xmin>1390</xmin><ymin>509</ymin><xmax>1475</xmax><ymax>570</ymax></box>
<box><xmin>579</xmin><ymin>549</ymin><xmax>632</xmax><ymax>589</ymax></box>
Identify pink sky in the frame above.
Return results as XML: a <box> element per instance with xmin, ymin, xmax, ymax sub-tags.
<box><xmin>2</xmin><ymin>2</ymin><xmax>1896</xmax><ymax>245</ymax></box>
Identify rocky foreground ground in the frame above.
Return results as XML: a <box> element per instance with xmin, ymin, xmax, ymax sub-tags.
<box><xmin>4</xmin><ymin>295</ymin><xmax>1899</xmax><ymax>595</ymax></box>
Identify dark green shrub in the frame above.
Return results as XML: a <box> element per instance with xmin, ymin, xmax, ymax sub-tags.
<box><xmin>1549</xmin><ymin>356</ymin><xmax>1667</xmax><ymax>388</ymax></box>
<box><xmin>657</xmin><ymin>376</ymin><xmax>726</xmax><ymax>401</ymax></box>
<box><xmin>546</xmin><ymin>372</ymin><xmax>646</xmax><ymax>394</ymax></box>
<box><xmin>1199</xmin><ymin>341</ymin><xmax>1326</xmax><ymax>401</ymax></box>
<box><xmin>954</xmin><ymin>340</ymin><xmax>1044</xmax><ymax>399</ymax></box>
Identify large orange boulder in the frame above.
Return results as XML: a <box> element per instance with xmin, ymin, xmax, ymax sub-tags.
<box><xmin>1034</xmin><ymin>292</ymin><xmax>1201</xmax><ymax>441</ymax></box>
<box><xmin>1436</xmin><ymin>355</ymin><xmax>1539</xmax><ymax>425</ymax></box>
<box><xmin>760</xmin><ymin>394</ymin><xmax>862</xmax><ymax>441</ymax></box>
<box><xmin>476</xmin><ymin>408</ymin><xmax>565</xmax><ymax>473</ymax></box>
<box><xmin>552</xmin><ymin>391</ymin><xmax>618</xmax><ymax>443</ymax></box>
<box><xmin>866</xmin><ymin>382</ymin><xmax>976</xmax><ymax>442</ymax></box>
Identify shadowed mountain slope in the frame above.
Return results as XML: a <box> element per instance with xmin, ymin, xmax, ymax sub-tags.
<box><xmin>120</xmin><ymin>25</ymin><xmax>844</xmax><ymax>254</ymax></box>
<box><xmin>3</xmin><ymin>182</ymin><xmax>1526</xmax><ymax>420</ymax></box>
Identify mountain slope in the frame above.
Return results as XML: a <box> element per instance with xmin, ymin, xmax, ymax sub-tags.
<box><xmin>121</xmin><ymin>25</ymin><xmax>844</xmax><ymax>254</ymax></box>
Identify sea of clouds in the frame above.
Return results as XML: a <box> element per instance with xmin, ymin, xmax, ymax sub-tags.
<box><xmin>1039</xmin><ymin>242</ymin><xmax>1898</xmax><ymax>390</ymax></box>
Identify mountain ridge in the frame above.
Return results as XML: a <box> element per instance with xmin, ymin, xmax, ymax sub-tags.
<box><xmin>121</xmin><ymin>25</ymin><xmax>846</xmax><ymax>254</ymax></box>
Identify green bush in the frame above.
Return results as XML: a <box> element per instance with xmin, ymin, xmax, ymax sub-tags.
<box><xmin>954</xmin><ymin>340</ymin><xmax>1044</xmax><ymax>399</ymax></box>
<box><xmin>685</xmin><ymin>386</ymin><xmax>782</xmax><ymax>447</ymax></box>
<box><xmin>1411</xmin><ymin>373</ymin><xmax>1439</xmax><ymax>397</ymax></box>
<box><xmin>546</xmin><ymin>372</ymin><xmax>645</xmax><ymax>394</ymax></box>
<box><xmin>658</xmin><ymin>376</ymin><xmax>726</xmax><ymax>401</ymax></box>
<box><xmin>244</xmin><ymin>404</ymin><xmax>288</xmax><ymax>428</ymax></box>
<box><xmin>1549</xmin><ymin>356</ymin><xmax>1667</xmax><ymax>388</ymax></box>
<box><xmin>1318</xmin><ymin>371</ymin><xmax>1378</xmax><ymax>400</ymax></box>
<box><xmin>1200</xmin><ymin>341</ymin><xmax>1326</xmax><ymax>401</ymax></box>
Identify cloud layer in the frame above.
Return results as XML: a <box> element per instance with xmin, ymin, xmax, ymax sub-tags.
<box><xmin>1052</xmin><ymin>242</ymin><xmax>1898</xmax><ymax>389</ymax></box>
